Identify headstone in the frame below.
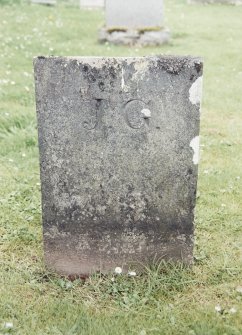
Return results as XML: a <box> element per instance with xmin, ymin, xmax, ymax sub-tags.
<box><xmin>34</xmin><ymin>55</ymin><xmax>203</xmax><ymax>276</ymax></box>
<box><xmin>80</xmin><ymin>0</ymin><xmax>104</xmax><ymax>8</ymax></box>
<box><xmin>31</xmin><ymin>0</ymin><xmax>56</xmax><ymax>5</ymax></box>
<box><xmin>99</xmin><ymin>0</ymin><xmax>170</xmax><ymax>45</ymax></box>
<box><xmin>106</xmin><ymin>0</ymin><xmax>163</xmax><ymax>28</ymax></box>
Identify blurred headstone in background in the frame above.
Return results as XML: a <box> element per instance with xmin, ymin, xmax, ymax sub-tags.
<box><xmin>31</xmin><ymin>0</ymin><xmax>56</xmax><ymax>5</ymax></box>
<box><xmin>80</xmin><ymin>0</ymin><xmax>104</xmax><ymax>8</ymax></box>
<box><xmin>99</xmin><ymin>0</ymin><xmax>170</xmax><ymax>46</ymax></box>
<box><xmin>188</xmin><ymin>0</ymin><xmax>241</xmax><ymax>4</ymax></box>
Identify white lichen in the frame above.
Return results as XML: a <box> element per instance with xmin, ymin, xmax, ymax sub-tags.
<box><xmin>120</xmin><ymin>67</ymin><xmax>129</xmax><ymax>92</ymax></box>
<box><xmin>132</xmin><ymin>59</ymin><xmax>149</xmax><ymax>82</ymax></box>
<box><xmin>121</xmin><ymin>67</ymin><xmax>125</xmax><ymax>89</ymax></box>
<box><xmin>141</xmin><ymin>108</ymin><xmax>151</xmax><ymax>118</ymax></box>
<box><xmin>189</xmin><ymin>136</ymin><xmax>200</xmax><ymax>165</ymax></box>
<box><xmin>189</xmin><ymin>76</ymin><xmax>203</xmax><ymax>106</ymax></box>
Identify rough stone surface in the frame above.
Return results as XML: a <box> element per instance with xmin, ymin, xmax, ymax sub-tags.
<box><xmin>99</xmin><ymin>28</ymin><xmax>170</xmax><ymax>46</ymax></box>
<box><xmin>34</xmin><ymin>56</ymin><xmax>203</xmax><ymax>276</ymax></box>
<box><xmin>106</xmin><ymin>0</ymin><xmax>163</xmax><ymax>29</ymax></box>
<box><xmin>80</xmin><ymin>0</ymin><xmax>104</xmax><ymax>8</ymax></box>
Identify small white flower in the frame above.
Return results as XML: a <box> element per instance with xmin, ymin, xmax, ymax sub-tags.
<box><xmin>4</xmin><ymin>322</ymin><xmax>13</xmax><ymax>329</ymax></box>
<box><xmin>236</xmin><ymin>286</ymin><xmax>242</xmax><ymax>294</ymax></box>
<box><xmin>229</xmin><ymin>307</ymin><xmax>237</xmax><ymax>314</ymax></box>
<box><xmin>128</xmin><ymin>271</ymin><xmax>136</xmax><ymax>277</ymax></box>
<box><xmin>22</xmin><ymin>153</ymin><xmax>26</xmax><ymax>157</ymax></box>
<box><xmin>221</xmin><ymin>204</ymin><xmax>226</xmax><ymax>207</ymax></box>
<box><xmin>111</xmin><ymin>277</ymin><xmax>115</xmax><ymax>282</ymax></box>
<box><xmin>114</xmin><ymin>267</ymin><xmax>122</xmax><ymax>274</ymax></box>
<box><xmin>65</xmin><ymin>281</ymin><xmax>72</xmax><ymax>289</ymax></box>
<box><xmin>215</xmin><ymin>305</ymin><xmax>222</xmax><ymax>313</ymax></box>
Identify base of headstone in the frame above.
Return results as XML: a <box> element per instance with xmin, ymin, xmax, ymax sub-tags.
<box><xmin>99</xmin><ymin>28</ymin><xmax>170</xmax><ymax>46</ymax></box>
<box><xmin>31</xmin><ymin>0</ymin><xmax>56</xmax><ymax>5</ymax></box>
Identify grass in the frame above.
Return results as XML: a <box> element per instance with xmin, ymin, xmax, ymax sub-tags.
<box><xmin>0</xmin><ymin>0</ymin><xmax>242</xmax><ymax>333</ymax></box>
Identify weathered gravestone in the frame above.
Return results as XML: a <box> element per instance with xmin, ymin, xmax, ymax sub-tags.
<box><xmin>99</xmin><ymin>0</ymin><xmax>170</xmax><ymax>46</ymax></box>
<box><xmin>34</xmin><ymin>56</ymin><xmax>203</xmax><ymax>276</ymax></box>
<box><xmin>80</xmin><ymin>0</ymin><xmax>104</xmax><ymax>8</ymax></box>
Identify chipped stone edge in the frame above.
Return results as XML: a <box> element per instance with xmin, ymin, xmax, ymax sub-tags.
<box><xmin>33</xmin><ymin>55</ymin><xmax>203</xmax><ymax>72</ymax></box>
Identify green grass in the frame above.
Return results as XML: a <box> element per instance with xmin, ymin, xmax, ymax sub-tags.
<box><xmin>0</xmin><ymin>0</ymin><xmax>242</xmax><ymax>333</ymax></box>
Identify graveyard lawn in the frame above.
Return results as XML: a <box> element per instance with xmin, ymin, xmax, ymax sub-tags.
<box><xmin>0</xmin><ymin>0</ymin><xmax>242</xmax><ymax>334</ymax></box>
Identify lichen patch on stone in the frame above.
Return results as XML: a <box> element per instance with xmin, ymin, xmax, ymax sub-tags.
<box><xmin>189</xmin><ymin>76</ymin><xmax>203</xmax><ymax>105</ymax></box>
<box><xmin>132</xmin><ymin>59</ymin><xmax>149</xmax><ymax>81</ymax></box>
<box><xmin>141</xmin><ymin>108</ymin><xmax>151</xmax><ymax>118</ymax></box>
<box><xmin>121</xmin><ymin>67</ymin><xmax>125</xmax><ymax>89</ymax></box>
<box><xmin>189</xmin><ymin>136</ymin><xmax>200</xmax><ymax>165</ymax></box>
<box><xmin>120</xmin><ymin>65</ymin><xmax>130</xmax><ymax>92</ymax></box>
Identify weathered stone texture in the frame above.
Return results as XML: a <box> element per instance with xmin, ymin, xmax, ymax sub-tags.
<box><xmin>34</xmin><ymin>56</ymin><xmax>203</xmax><ymax>276</ymax></box>
<box><xmin>99</xmin><ymin>28</ymin><xmax>170</xmax><ymax>46</ymax></box>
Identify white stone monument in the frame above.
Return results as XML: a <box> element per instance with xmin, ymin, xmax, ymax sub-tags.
<box><xmin>99</xmin><ymin>0</ymin><xmax>170</xmax><ymax>46</ymax></box>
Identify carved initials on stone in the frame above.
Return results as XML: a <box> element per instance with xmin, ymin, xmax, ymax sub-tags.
<box><xmin>82</xmin><ymin>99</ymin><xmax>151</xmax><ymax>130</ymax></box>
<box><xmin>124</xmin><ymin>99</ymin><xmax>151</xmax><ymax>129</ymax></box>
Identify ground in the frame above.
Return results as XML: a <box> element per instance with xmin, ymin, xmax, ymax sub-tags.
<box><xmin>0</xmin><ymin>0</ymin><xmax>242</xmax><ymax>334</ymax></box>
